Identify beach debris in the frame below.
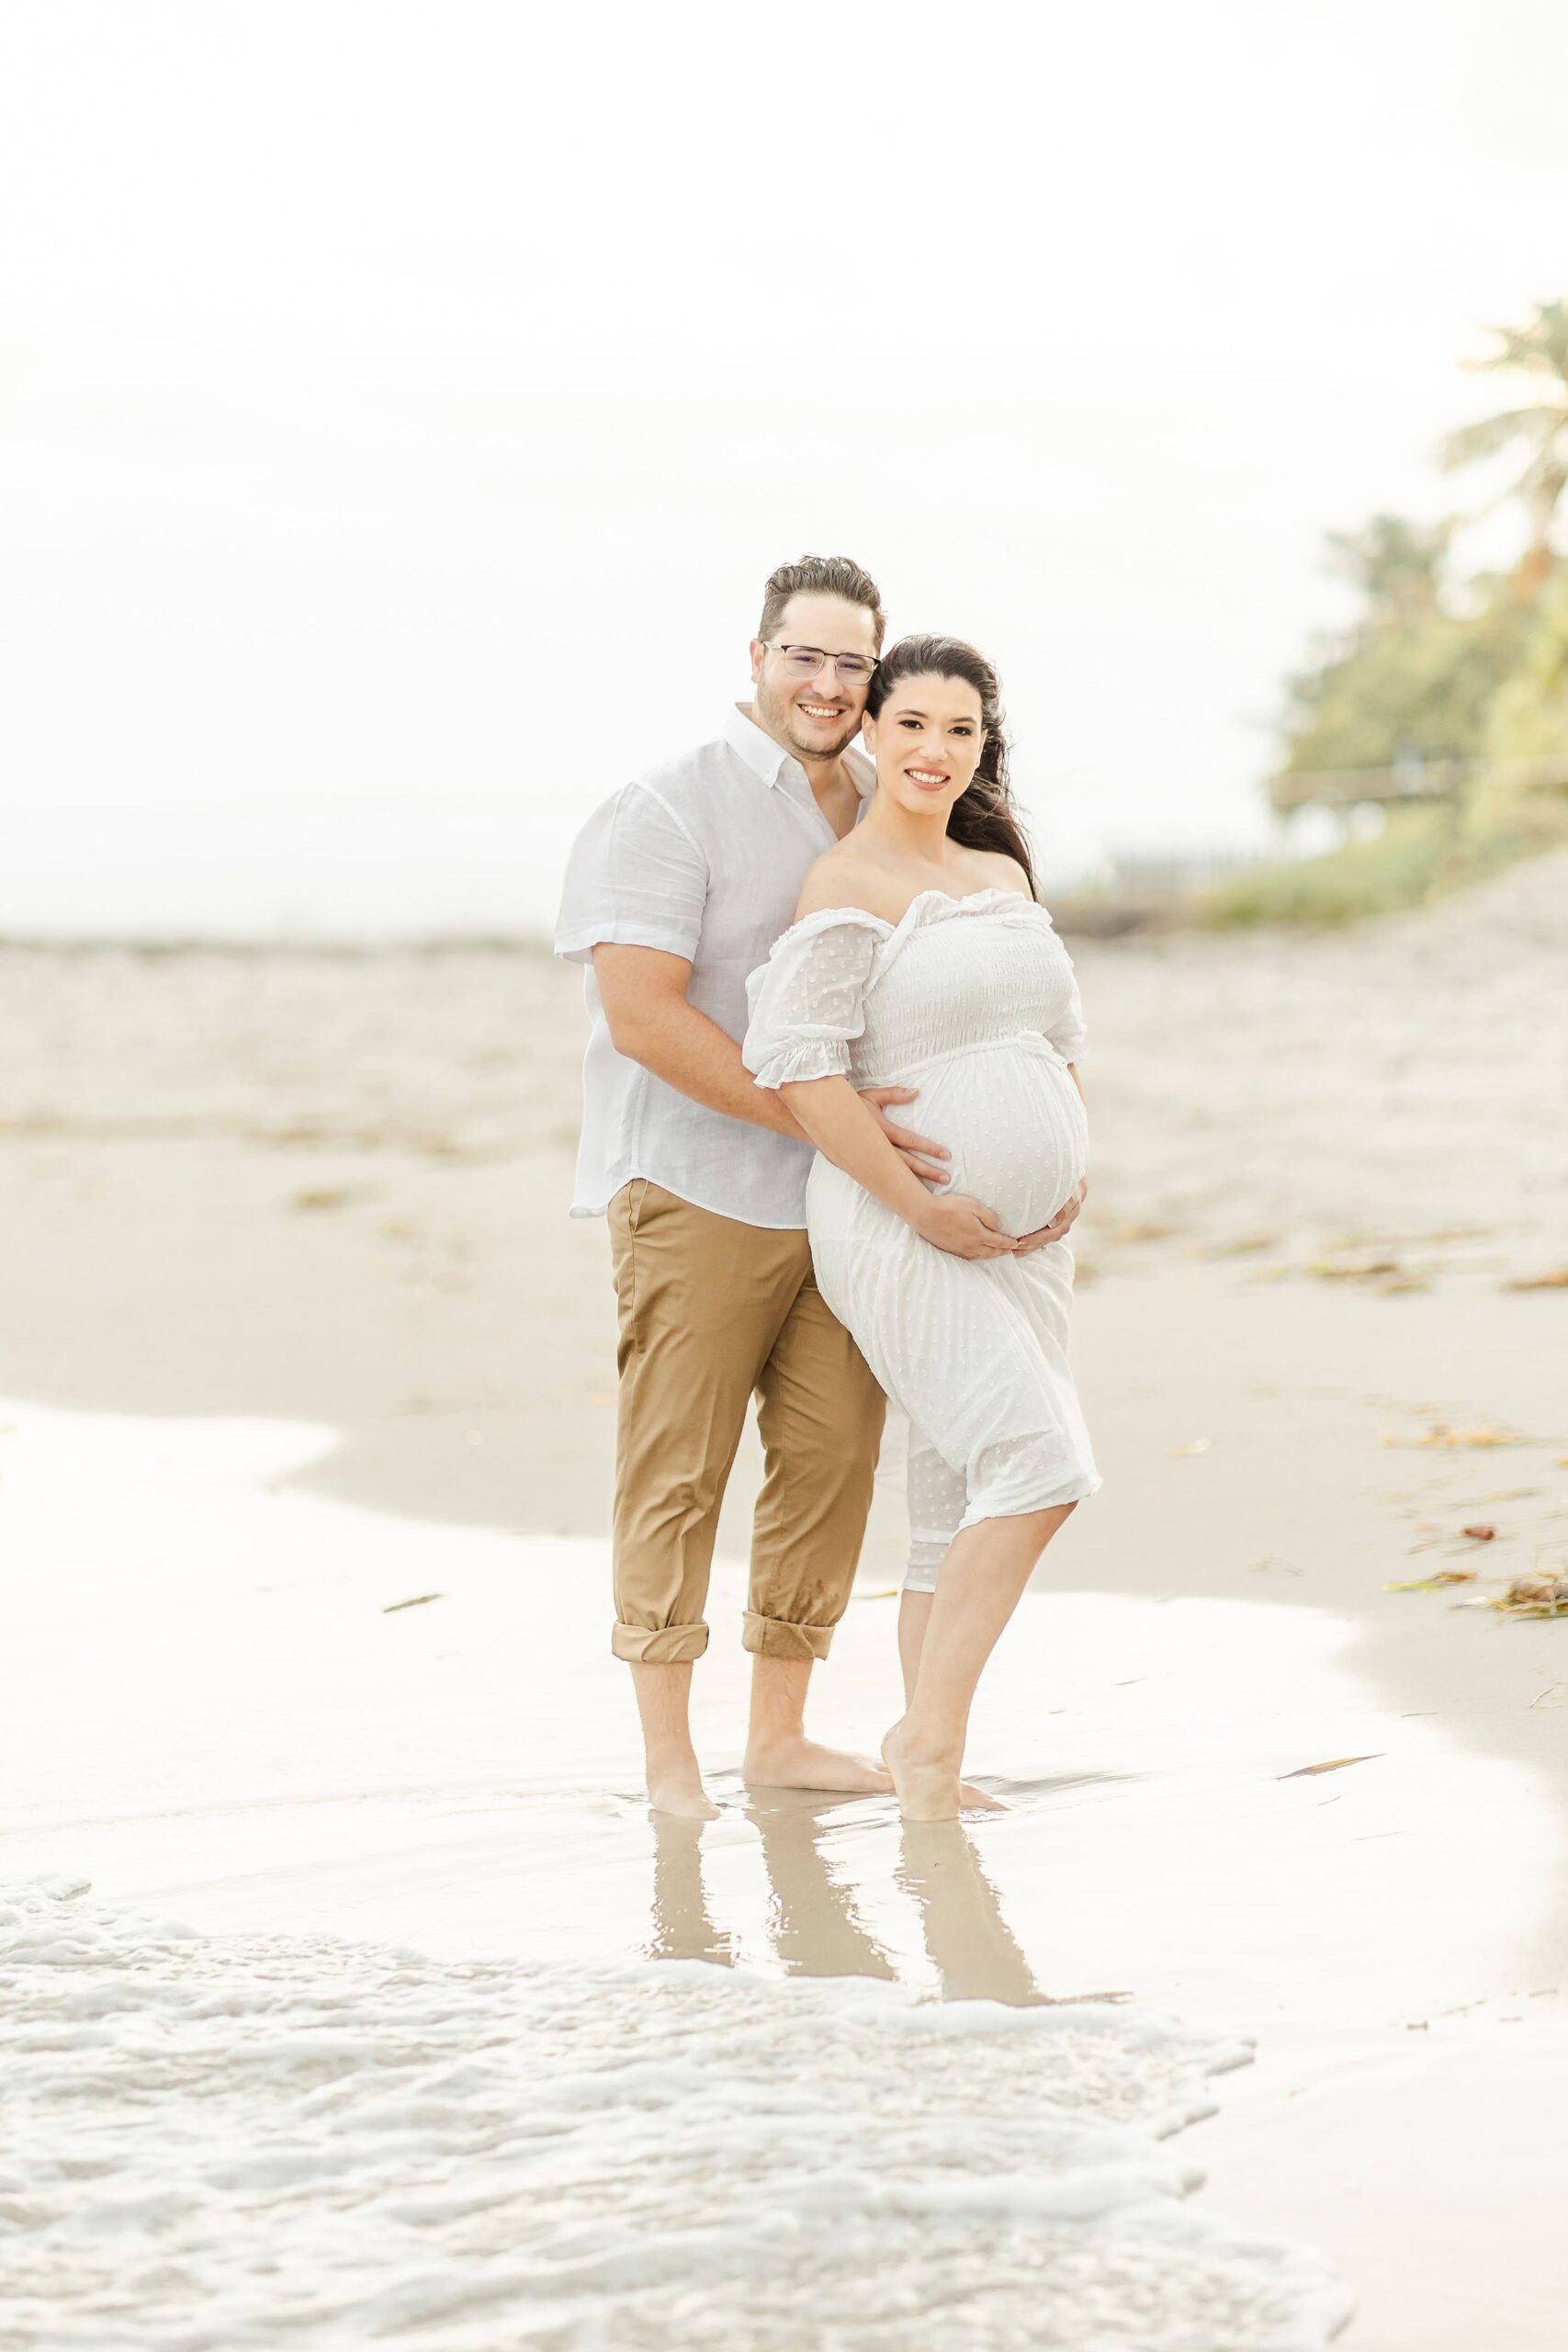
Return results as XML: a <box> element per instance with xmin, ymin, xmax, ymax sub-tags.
<box><xmin>291</xmin><ymin>1184</ymin><xmax>369</xmax><ymax>1212</ymax></box>
<box><xmin>1461</xmin><ymin>1523</ymin><xmax>1497</xmax><ymax>1542</ymax></box>
<box><xmin>1504</xmin><ymin>1267</ymin><xmax>1568</xmax><ymax>1291</ymax></box>
<box><xmin>382</xmin><ymin>1591</ymin><xmax>445</xmax><ymax>1613</ymax></box>
<box><xmin>1386</xmin><ymin>1569</ymin><xmax>1478</xmax><ymax>1592</ymax></box>
<box><xmin>1381</xmin><ymin>1424</ymin><xmax>1523</xmax><ymax>1450</ymax></box>
<box><xmin>1170</xmin><ymin>1437</ymin><xmax>1212</xmax><ymax>1456</ymax></box>
<box><xmin>1480</xmin><ymin>1569</ymin><xmax>1568</xmax><ymax>1620</ymax></box>
<box><xmin>1529</xmin><ymin>1683</ymin><xmax>1566</xmax><ymax>1709</ymax></box>
<box><xmin>1309</xmin><ymin>1255</ymin><xmax>1429</xmax><ymax>1293</ymax></box>
<box><xmin>1280</xmin><ymin>1754</ymin><xmax>1382</xmax><ymax>1779</ymax></box>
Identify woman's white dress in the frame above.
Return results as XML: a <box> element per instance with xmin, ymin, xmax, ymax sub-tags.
<box><xmin>743</xmin><ymin>888</ymin><xmax>1100</xmax><ymax>1591</ymax></box>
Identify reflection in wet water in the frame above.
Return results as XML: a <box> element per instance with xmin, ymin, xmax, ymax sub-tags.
<box><xmin>646</xmin><ymin>1796</ymin><xmax>1133</xmax><ymax>2007</ymax></box>
<box><xmin>5</xmin><ymin>1395</ymin><xmax>1553</xmax><ymax>2042</ymax></box>
<box><xmin>746</xmin><ymin>1795</ymin><xmax>897</xmax><ymax>1981</ymax></box>
<box><xmin>896</xmin><ymin>1818</ymin><xmax>1045</xmax><ymax>2004</ymax></box>
<box><xmin>645</xmin><ymin>1815</ymin><xmax>739</xmax><ymax>1968</ymax></box>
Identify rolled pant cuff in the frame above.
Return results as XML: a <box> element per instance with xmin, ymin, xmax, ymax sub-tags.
<box><xmin>741</xmin><ymin>1611</ymin><xmax>836</xmax><ymax>1661</ymax></box>
<box><xmin>612</xmin><ymin>1621</ymin><xmax>710</xmax><ymax>1664</ymax></box>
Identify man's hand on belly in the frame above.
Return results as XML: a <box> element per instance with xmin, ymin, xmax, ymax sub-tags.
<box><xmin>1015</xmin><ymin>1175</ymin><xmax>1089</xmax><ymax>1255</ymax></box>
<box><xmin>858</xmin><ymin>1086</ymin><xmax>952</xmax><ymax>1188</ymax></box>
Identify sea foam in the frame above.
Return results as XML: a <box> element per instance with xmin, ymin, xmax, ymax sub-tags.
<box><xmin>1</xmin><ymin>1879</ymin><xmax>1349</xmax><ymax>2350</ymax></box>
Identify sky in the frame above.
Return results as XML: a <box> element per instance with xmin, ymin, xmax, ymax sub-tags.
<box><xmin>3</xmin><ymin>0</ymin><xmax>1567</xmax><ymax>937</ymax></box>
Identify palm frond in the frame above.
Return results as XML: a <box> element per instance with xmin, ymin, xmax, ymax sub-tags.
<box><xmin>1467</xmin><ymin>299</ymin><xmax>1568</xmax><ymax>381</ymax></box>
<box><xmin>1439</xmin><ymin>405</ymin><xmax>1568</xmax><ymax>472</ymax></box>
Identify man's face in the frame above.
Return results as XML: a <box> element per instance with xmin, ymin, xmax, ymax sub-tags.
<box><xmin>749</xmin><ymin>593</ymin><xmax>879</xmax><ymax>763</ymax></box>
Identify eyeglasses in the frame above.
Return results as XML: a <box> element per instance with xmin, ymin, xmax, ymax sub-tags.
<box><xmin>765</xmin><ymin>642</ymin><xmax>878</xmax><ymax>683</ymax></box>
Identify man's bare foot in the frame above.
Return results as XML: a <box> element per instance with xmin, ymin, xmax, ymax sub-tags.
<box><xmin>957</xmin><ymin>1781</ymin><xmax>1007</xmax><ymax>1812</ymax></box>
<box><xmin>741</xmin><ymin>1735</ymin><xmax>894</xmax><ymax>1795</ymax></box>
<box><xmin>647</xmin><ymin>1766</ymin><xmax>720</xmax><ymax>1820</ymax></box>
<box><xmin>882</xmin><ymin>1718</ymin><xmax>963</xmax><ymax>1820</ymax></box>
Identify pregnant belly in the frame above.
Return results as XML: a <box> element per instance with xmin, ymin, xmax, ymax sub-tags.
<box><xmin>916</xmin><ymin>1045</ymin><xmax>1087</xmax><ymax>1238</ymax></box>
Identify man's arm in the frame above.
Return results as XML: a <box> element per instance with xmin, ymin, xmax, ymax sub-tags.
<box><xmin>593</xmin><ymin>943</ymin><xmax>799</xmax><ymax>1136</ymax></box>
<box><xmin>592</xmin><ymin>943</ymin><xmax>952</xmax><ymax>1178</ymax></box>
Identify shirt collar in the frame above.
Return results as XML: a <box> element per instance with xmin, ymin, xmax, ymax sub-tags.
<box><xmin>724</xmin><ymin>702</ymin><xmax>874</xmax><ymax>799</ymax></box>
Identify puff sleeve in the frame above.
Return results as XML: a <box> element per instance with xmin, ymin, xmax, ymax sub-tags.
<box><xmin>1043</xmin><ymin>959</ymin><xmax>1088</xmax><ymax>1062</ymax></box>
<box><xmin>742</xmin><ymin>911</ymin><xmax>886</xmax><ymax>1090</ymax></box>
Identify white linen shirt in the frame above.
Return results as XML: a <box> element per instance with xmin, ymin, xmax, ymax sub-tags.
<box><xmin>555</xmin><ymin>704</ymin><xmax>873</xmax><ymax>1227</ymax></box>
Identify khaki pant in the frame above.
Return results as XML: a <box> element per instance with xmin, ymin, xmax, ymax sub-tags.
<box><xmin>606</xmin><ymin>1179</ymin><xmax>886</xmax><ymax>1664</ymax></box>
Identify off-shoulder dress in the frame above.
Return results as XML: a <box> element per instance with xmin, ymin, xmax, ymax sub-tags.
<box><xmin>743</xmin><ymin>888</ymin><xmax>1100</xmax><ymax>1592</ymax></box>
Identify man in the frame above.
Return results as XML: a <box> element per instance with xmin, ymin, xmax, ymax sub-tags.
<box><xmin>555</xmin><ymin>554</ymin><xmax>950</xmax><ymax>1816</ymax></box>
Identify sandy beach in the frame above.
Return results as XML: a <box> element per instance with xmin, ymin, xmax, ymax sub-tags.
<box><xmin>4</xmin><ymin>856</ymin><xmax>1567</xmax><ymax>2347</ymax></box>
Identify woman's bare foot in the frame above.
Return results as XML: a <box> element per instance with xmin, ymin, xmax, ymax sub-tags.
<box><xmin>741</xmin><ymin>1735</ymin><xmax>893</xmax><ymax>1795</ymax></box>
<box><xmin>647</xmin><ymin>1766</ymin><xmax>720</xmax><ymax>1820</ymax></box>
<box><xmin>882</xmin><ymin>1718</ymin><xmax>963</xmax><ymax>1820</ymax></box>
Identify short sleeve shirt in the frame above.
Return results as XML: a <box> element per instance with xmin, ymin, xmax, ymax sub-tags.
<box><xmin>554</xmin><ymin>704</ymin><xmax>873</xmax><ymax>1227</ymax></box>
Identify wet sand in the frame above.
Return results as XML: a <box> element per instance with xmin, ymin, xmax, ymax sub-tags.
<box><xmin>3</xmin><ymin>857</ymin><xmax>1567</xmax><ymax>2346</ymax></box>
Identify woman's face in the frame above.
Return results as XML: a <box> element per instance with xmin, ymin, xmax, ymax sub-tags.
<box><xmin>862</xmin><ymin>673</ymin><xmax>987</xmax><ymax>820</ymax></box>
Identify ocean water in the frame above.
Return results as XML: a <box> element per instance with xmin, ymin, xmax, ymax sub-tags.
<box><xmin>3</xmin><ymin>1878</ymin><xmax>1348</xmax><ymax>2350</ymax></box>
<box><xmin>4</xmin><ymin>1395</ymin><xmax>1558</xmax><ymax>2346</ymax></box>
<box><xmin>0</xmin><ymin>810</ymin><xmax>567</xmax><ymax>946</ymax></box>
<box><xmin>0</xmin><ymin>808</ymin><xmax>1280</xmax><ymax>948</ymax></box>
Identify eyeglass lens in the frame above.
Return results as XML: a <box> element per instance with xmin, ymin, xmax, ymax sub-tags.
<box><xmin>779</xmin><ymin>646</ymin><xmax>875</xmax><ymax>680</ymax></box>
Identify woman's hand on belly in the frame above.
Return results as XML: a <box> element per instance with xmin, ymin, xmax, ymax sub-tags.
<box><xmin>1014</xmin><ymin>1175</ymin><xmax>1089</xmax><ymax>1256</ymax></box>
<box><xmin>915</xmin><ymin>1192</ymin><xmax>1020</xmax><ymax>1261</ymax></box>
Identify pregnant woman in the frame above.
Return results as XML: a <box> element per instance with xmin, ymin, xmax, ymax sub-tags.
<box><xmin>742</xmin><ymin>635</ymin><xmax>1099</xmax><ymax>1819</ymax></box>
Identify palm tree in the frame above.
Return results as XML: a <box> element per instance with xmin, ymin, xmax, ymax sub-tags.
<box><xmin>1441</xmin><ymin>300</ymin><xmax>1568</xmax><ymax>594</ymax></box>
<box><xmin>1324</xmin><ymin>513</ymin><xmax>1450</xmax><ymax>628</ymax></box>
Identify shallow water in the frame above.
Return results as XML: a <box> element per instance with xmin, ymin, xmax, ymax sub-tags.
<box><xmin>3</xmin><ymin>1399</ymin><xmax>1550</xmax><ymax>2010</ymax></box>
<box><xmin>5</xmin><ymin>1879</ymin><xmax>1350</xmax><ymax>2350</ymax></box>
<box><xmin>0</xmin><ymin>1399</ymin><xmax>1557</xmax><ymax>2345</ymax></box>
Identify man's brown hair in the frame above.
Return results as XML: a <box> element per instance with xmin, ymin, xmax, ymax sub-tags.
<box><xmin>757</xmin><ymin>554</ymin><xmax>886</xmax><ymax>650</ymax></box>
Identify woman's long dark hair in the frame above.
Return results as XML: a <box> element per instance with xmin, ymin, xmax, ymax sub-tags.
<box><xmin>864</xmin><ymin>634</ymin><xmax>1036</xmax><ymax>897</ymax></box>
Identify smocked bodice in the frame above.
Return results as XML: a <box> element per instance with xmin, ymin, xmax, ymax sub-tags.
<box><xmin>742</xmin><ymin>888</ymin><xmax>1086</xmax><ymax>1092</ymax></box>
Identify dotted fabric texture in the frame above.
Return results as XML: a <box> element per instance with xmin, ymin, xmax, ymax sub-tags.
<box><xmin>744</xmin><ymin>890</ymin><xmax>1100</xmax><ymax>1587</ymax></box>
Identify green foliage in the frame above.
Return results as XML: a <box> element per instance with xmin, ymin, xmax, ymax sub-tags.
<box><xmin>1200</xmin><ymin>788</ymin><xmax>1568</xmax><ymax>930</ymax></box>
<box><xmin>1322</xmin><ymin>513</ymin><xmax>1450</xmax><ymax>622</ymax></box>
<box><xmin>1484</xmin><ymin>573</ymin><xmax>1568</xmax><ymax>756</ymax></box>
<box><xmin>1440</xmin><ymin>300</ymin><xmax>1568</xmax><ymax>552</ymax></box>
<box><xmin>1279</xmin><ymin>300</ymin><xmax>1568</xmax><ymax>792</ymax></box>
<box><xmin>1281</xmin><ymin>596</ymin><xmax>1525</xmax><ymax>775</ymax></box>
<box><xmin>1201</xmin><ymin>805</ymin><xmax>1462</xmax><ymax>927</ymax></box>
<box><xmin>1225</xmin><ymin>301</ymin><xmax>1568</xmax><ymax>930</ymax></box>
